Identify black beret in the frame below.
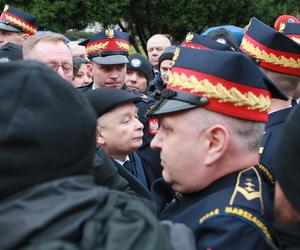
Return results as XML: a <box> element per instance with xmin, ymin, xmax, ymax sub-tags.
<box><xmin>85</xmin><ymin>88</ymin><xmax>142</xmax><ymax>117</ymax></box>
<box><xmin>0</xmin><ymin>60</ymin><xmax>96</xmax><ymax>200</ymax></box>
<box><xmin>127</xmin><ymin>53</ymin><xmax>154</xmax><ymax>83</ymax></box>
<box><xmin>272</xmin><ymin>105</ymin><xmax>300</xmax><ymax>213</ymax></box>
<box><xmin>158</xmin><ymin>45</ymin><xmax>176</xmax><ymax>69</ymax></box>
<box><xmin>0</xmin><ymin>42</ymin><xmax>23</xmax><ymax>62</ymax></box>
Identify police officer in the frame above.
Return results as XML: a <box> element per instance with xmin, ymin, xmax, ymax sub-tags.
<box><xmin>0</xmin><ymin>5</ymin><xmax>38</xmax><ymax>47</ymax></box>
<box><xmin>240</xmin><ymin>17</ymin><xmax>300</xmax><ymax>189</ymax></box>
<box><xmin>148</xmin><ymin>46</ymin><xmax>287</xmax><ymax>249</ymax></box>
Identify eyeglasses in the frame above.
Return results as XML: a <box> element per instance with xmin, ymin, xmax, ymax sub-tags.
<box><xmin>47</xmin><ymin>63</ymin><xmax>73</xmax><ymax>75</ymax></box>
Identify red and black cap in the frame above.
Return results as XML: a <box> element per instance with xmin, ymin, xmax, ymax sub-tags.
<box><xmin>147</xmin><ymin>46</ymin><xmax>287</xmax><ymax>122</ymax></box>
<box><xmin>274</xmin><ymin>14</ymin><xmax>300</xmax><ymax>32</ymax></box>
<box><xmin>240</xmin><ymin>17</ymin><xmax>300</xmax><ymax>76</ymax></box>
<box><xmin>282</xmin><ymin>23</ymin><xmax>300</xmax><ymax>44</ymax></box>
<box><xmin>181</xmin><ymin>32</ymin><xmax>232</xmax><ymax>51</ymax></box>
<box><xmin>0</xmin><ymin>5</ymin><xmax>37</xmax><ymax>35</ymax></box>
<box><xmin>79</xmin><ymin>29</ymin><xmax>129</xmax><ymax>65</ymax></box>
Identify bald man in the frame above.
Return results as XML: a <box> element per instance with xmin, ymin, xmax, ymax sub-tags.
<box><xmin>146</xmin><ymin>34</ymin><xmax>171</xmax><ymax>70</ymax></box>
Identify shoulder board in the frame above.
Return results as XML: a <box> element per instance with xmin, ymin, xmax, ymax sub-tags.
<box><xmin>229</xmin><ymin>166</ymin><xmax>264</xmax><ymax>214</ymax></box>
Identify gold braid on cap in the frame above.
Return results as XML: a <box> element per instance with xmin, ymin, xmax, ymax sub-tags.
<box><xmin>115</xmin><ymin>41</ymin><xmax>129</xmax><ymax>50</ymax></box>
<box><xmin>241</xmin><ymin>37</ymin><xmax>300</xmax><ymax>69</ymax></box>
<box><xmin>290</xmin><ymin>37</ymin><xmax>300</xmax><ymax>44</ymax></box>
<box><xmin>5</xmin><ymin>14</ymin><xmax>36</xmax><ymax>34</ymax></box>
<box><xmin>86</xmin><ymin>41</ymin><xmax>109</xmax><ymax>53</ymax></box>
<box><xmin>169</xmin><ymin>72</ymin><xmax>271</xmax><ymax>111</ymax></box>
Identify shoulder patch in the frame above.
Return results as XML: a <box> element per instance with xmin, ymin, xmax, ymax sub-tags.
<box><xmin>229</xmin><ymin>167</ymin><xmax>264</xmax><ymax>214</ymax></box>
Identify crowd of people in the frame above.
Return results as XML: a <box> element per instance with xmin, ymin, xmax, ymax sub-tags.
<box><xmin>0</xmin><ymin>4</ymin><xmax>300</xmax><ymax>250</ymax></box>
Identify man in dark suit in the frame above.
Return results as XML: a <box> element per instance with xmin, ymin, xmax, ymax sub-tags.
<box><xmin>85</xmin><ymin>88</ymin><xmax>152</xmax><ymax>199</ymax></box>
<box><xmin>79</xmin><ymin>29</ymin><xmax>162</xmax><ymax>185</ymax></box>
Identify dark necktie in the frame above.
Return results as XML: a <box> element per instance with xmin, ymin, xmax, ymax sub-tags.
<box><xmin>123</xmin><ymin>160</ymin><xmax>135</xmax><ymax>175</ymax></box>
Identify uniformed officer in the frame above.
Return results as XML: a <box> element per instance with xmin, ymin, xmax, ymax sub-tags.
<box><xmin>240</xmin><ymin>17</ymin><xmax>300</xmax><ymax>189</ymax></box>
<box><xmin>148</xmin><ymin>46</ymin><xmax>287</xmax><ymax>249</ymax></box>
<box><xmin>0</xmin><ymin>5</ymin><xmax>38</xmax><ymax>47</ymax></box>
<box><xmin>126</xmin><ymin>53</ymin><xmax>154</xmax><ymax>94</ymax></box>
<box><xmin>78</xmin><ymin>29</ymin><xmax>162</xmax><ymax>184</ymax></box>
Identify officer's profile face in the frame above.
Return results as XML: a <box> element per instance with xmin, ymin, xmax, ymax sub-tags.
<box><xmin>24</xmin><ymin>40</ymin><xmax>73</xmax><ymax>83</ymax></box>
<box><xmin>0</xmin><ymin>29</ymin><xmax>27</xmax><ymax>47</ymax></box>
<box><xmin>96</xmin><ymin>103</ymin><xmax>144</xmax><ymax>160</ymax></box>
<box><xmin>150</xmin><ymin>109</ymin><xmax>212</xmax><ymax>193</ymax></box>
<box><xmin>92</xmin><ymin>63</ymin><xmax>126</xmax><ymax>89</ymax></box>
<box><xmin>274</xmin><ymin>182</ymin><xmax>300</xmax><ymax>224</ymax></box>
<box><xmin>125</xmin><ymin>70</ymin><xmax>148</xmax><ymax>93</ymax></box>
<box><xmin>160</xmin><ymin>59</ymin><xmax>173</xmax><ymax>85</ymax></box>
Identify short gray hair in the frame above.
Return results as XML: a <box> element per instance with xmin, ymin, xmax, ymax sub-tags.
<box><xmin>192</xmin><ymin>108</ymin><xmax>265</xmax><ymax>152</ymax></box>
<box><xmin>23</xmin><ymin>32</ymin><xmax>69</xmax><ymax>59</ymax></box>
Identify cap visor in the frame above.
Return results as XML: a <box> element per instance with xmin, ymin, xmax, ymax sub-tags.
<box><xmin>92</xmin><ymin>55</ymin><xmax>129</xmax><ymax>65</ymax></box>
<box><xmin>147</xmin><ymin>99</ymin><xmax>197</xmax><ymax>117</ymax></box>
<box><xmin>0</xmin><ymin>22</ymin><xmax>21</xmax><ymax>32</ymax></box>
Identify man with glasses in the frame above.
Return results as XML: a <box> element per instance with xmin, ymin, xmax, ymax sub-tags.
<box><xmin>22</xmin><ymin>32</ymin><xmax>73</xmax><ymax>83</ymax></box>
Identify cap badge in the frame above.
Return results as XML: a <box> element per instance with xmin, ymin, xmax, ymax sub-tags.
<box><xmin>279</xmin><ymin>22</ymin><xmax>286</xmax><ymax>32</ymax></box>
<box><xmin>185</xmin><ymin>32</ymin><xmax>194</xmax><ymax>43</ymax></box>
<box><xmin>3</xmin><ymin>4</ymin><xmax>9</xmax><ymax>12</ymax></box>
<box><xmin>105</xmin><ymin>28</ymin><xmax>114</xmax><ymax>39</ymax></box>
<box><xmin>131</xmin><ymin>58</ymin><xmax>142</xmax><ymax>67</ymax></box>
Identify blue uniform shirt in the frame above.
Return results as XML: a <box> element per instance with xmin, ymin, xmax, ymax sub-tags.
<box><xmin>152</xmin><ymin>166</ymin><xmax>275</xmax><ymax>250</ymax></box>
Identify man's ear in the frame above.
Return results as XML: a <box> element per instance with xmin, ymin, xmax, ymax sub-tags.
<box><xmin>21</xmin><ymin>33</ymin><xmax>30</xmax><ymax>41</ymax></box>
<box><xmin>203</xmin><ymin>125</ymin><xmax>230</xmax><ymax>166</ymax></box>
<box><xmin>96</xmin><ymin>126</ymin><xmax>106</xmax><ymax>147</ymax></box>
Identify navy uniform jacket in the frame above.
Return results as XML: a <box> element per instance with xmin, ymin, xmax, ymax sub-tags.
<box><xmin>77</xmin><ymin>83</ymin><xmax>162</xmax><ymax>184</ymax></box>
<box><xmin>112</xmin><ymin>152</ymin><xmax>152</xmax><ymax>200</ymax></box>
<box><xmin>259</xmin><ymin>107</ymin><xmax>294</xmax><ymax>188</ymax></box>
<box><xmin>152</xmin><ymin>167</ymin><xmax>276</xmax><ymax>250</ymax></box>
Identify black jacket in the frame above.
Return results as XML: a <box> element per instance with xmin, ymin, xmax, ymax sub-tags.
<box><xmin>0</xmin><ymin>176</ymin><xmax>173</xmax><ymax>250</ymax></box>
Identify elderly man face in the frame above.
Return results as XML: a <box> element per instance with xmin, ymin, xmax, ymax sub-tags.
<box><xmin>96</xmin><ymin>103</ymin><xmax>144</xmax><ymax>160</ymax></box>
<box><xmin>24</xmin><ymin>40</ymin><xmax>73</xmax><ymax>83</ymax></box>
<box><xmin>147</xmin><ymin>34</ymin><xmax>171</xmax><ymax>69</ymax></box>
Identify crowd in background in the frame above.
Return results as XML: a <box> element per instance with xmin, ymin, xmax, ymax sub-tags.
<box><xmin>0</xmin><ymin>4</ymin><xmax>300</xmax><ymax>250</ymax></box>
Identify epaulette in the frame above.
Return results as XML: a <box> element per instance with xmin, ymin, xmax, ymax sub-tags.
<box><xmin>229</xmin><ymin>167</ymin><xmax>264</xmax><ymax>213</ymax></box>
<box><xmin>198</xmin><ymin>167</ymin><xmax>273</xmax><ymax>242</ymax></box>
